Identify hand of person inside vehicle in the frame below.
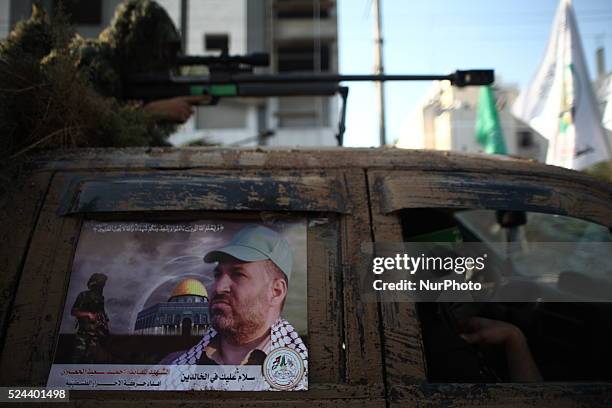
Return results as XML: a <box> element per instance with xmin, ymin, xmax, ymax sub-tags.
<box><xmin>458</xmin><ymin>317</ymin><xmax>542</xmax><ymax>382</ymax></box>
<box><xmin>143</xmin><ymin>95</ymin><xmax>211</xmax><ymax>123</ymax></box>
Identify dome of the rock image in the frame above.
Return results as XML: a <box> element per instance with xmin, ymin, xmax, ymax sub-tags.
<box><xmin>169</xmin><ymin>278</ymin><xmax>208</xmax><ymax>301</ymax></box>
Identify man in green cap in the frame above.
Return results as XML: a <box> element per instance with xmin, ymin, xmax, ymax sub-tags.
<box><xmin>160</xmin><ymin>225</ymin><xmax>307</xmax><ymax>388</ymax></box>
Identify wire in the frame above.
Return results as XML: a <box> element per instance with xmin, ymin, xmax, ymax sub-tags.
<box><xmin>362</xmin><ymin>0</ymin><xmax>372</xmax><ymax>20</ymax></box>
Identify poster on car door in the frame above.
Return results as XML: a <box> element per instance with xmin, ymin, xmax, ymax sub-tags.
<box><xmin>46</xmin><ymin>219</ymin><xmax>307</xmax><ymax>391</ymax></box>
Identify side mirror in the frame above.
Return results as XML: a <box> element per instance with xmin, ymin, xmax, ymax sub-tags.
<box><xmin>495</xmin><ymin>210</ymin><xmax>527</xmax><ymax>229</ymax></box>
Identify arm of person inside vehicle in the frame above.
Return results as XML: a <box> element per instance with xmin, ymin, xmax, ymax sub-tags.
<box><xmin>458</xmin><ymin>316</ymin><xmax>542</xmax><ymax>382</ymax></box>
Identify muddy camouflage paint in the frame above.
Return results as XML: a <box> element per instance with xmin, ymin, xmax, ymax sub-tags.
<box><xmin>0</xmin><ymin>148</ymin><xmax>610</xmax><ymax>407</ymax></box>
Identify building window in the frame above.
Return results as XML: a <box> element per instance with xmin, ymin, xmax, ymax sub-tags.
<box><xmin>276</xmin><ymin>0</ymin><xmax>331</xmax><ymax>19</ymax></box>
<box><xmin>205</xmin><ymin>33</ymin><xmax>229</xmax><ymax>52</ymax></box>
<box><xmin>196</xmin><ymin>102</ymin><xmax>248</xmax><ymax>130</ymax></box>
<box><xmin>277</xmin><ymin>44</ymin><xmax>330</xmax><ymax>72</ymax></box>
<box><xmin>517</xmin><ymin>130</ymin><xmax>533</xmax><ymax>148</ymax></box>
<box><xmin>54</xmin><ymin>0</ymin><xmax>102</xmax><ymax>25</ymax></box>
<box><xmin>277</xmin><ymin>96</ymin><xmax>330</xmax><ymax>128</ymax></box>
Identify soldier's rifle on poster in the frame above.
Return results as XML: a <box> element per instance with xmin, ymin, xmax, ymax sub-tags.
<box><xmin>124</xmin><ymin>46</ymin><xmax>494</xmax><ymax>145</ymax></box>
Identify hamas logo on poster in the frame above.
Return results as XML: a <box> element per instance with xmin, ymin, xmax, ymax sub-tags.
<box><xmin>263</xmin><ymin>347</ymin><xmax>305</xmax><ymax>390</ymax></box>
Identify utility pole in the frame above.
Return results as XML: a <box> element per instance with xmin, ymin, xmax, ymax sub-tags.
<box><xmin>372</xmin><ymin>0</ymin><xmax>386</xmax><ymax>146</ymax></box>
<box><xmin>596</xmin><ymin>46</ymin><xmax>605</xmax><ymax>81</ymax></box>
<box><xmin>180</xmin><ymin>0</ymin><xmax>189</xmax><ymax>53</ymax></box>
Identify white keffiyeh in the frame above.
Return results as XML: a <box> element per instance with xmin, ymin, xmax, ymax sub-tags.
<box><xmin>160</xmin><ymin>317</ymin><xmax>308</xmax><ymax>390</ymax></box>
<box><xmin>171</xmin><ymin>317</ymin><xmax>307</xmax><ymax>365</ymax></box>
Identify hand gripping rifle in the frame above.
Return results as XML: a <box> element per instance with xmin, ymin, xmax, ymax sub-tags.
<box><xmin>125</xmin><ymin>49</ymin><xmax>493</xmax><ymax>146</ymax></box>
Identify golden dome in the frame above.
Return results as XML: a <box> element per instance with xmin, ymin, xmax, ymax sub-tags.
<box><xmin>170</xmin><ymin>278</ymin><xmax>208</xmax><ymax>298</ymax></box>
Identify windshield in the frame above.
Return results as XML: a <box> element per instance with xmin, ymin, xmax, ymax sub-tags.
<box><xmin>455</xmin><ymin>210</ymin><xmax>612</xmax><ymax>284</ymax></box>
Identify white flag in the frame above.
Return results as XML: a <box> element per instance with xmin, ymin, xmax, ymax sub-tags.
<box><xmin>513</xmin><ymin>0</ymin><xmax>611</xmax><ymax>170</ymax></box>
<box><xmin>604</xmin><ymin>79</ymin><xmax>612</xmax><ymax>132</ymax></box>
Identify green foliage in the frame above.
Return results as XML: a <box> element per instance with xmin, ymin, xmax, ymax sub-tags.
<box><xmin>0</xmin><ymin>2</ymin><xmax>175</xmax><ymax>167</ymax></box>
<box><xmin>99</xmin><ymin>0</ymin><xmax>181</xmax><ymax>74</ymax></box>
<box><xmin>584</xmin><ymin>160</ymin><xmax>612</xmax><ymax>183</ymax></box>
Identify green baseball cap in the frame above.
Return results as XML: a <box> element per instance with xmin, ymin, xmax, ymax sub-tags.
<box><xmin>204</xmin><ymin>226</ymin><xmax>293</xmax><ymax>280</ymax></box>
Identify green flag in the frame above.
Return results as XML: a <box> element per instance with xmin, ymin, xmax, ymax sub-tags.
<box><xmin>476</xmin><ymin>86</ymin><xmax>507</xmax><ymax>154</ymax></box>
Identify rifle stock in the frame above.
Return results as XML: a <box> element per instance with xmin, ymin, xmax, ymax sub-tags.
<box><xmin>125</xmin><ymin>79</ymin><xmax>341</xmax><ymax>102</ymax></box>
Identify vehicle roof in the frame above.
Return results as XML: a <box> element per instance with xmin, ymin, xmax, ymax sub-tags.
<box><xmin>24</xmin><ymin>147</ymin><xmax>612</xmax><ymax>194</ymax></box>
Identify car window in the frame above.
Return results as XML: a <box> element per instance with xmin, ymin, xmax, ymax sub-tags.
<box><xmin>454</xmin><ymin>210</ymin><xmax>611</xmax><ymax>288</ymax></box>
<box><xmin>455</xmin><ymin>210</ymin><xmax>611</xmax><ymax>243</ymax></box>
<box><xmin>401</xmin><ymin>208</ymin><xmax>612</xmax><ymax>383</ymax></box>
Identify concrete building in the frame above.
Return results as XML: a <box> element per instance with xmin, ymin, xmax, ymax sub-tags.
<box><xmin>602</xmin><ymin>78</ymin><xmax>612</xmax><ymax>132</ymax></box>
<box><xmin>0</xmin><ymin>1</ymin><xmax>10</xmax><ymax>38</ymax></box>
<box><xmin>0</xmin><ymin>0</ymin><xmax>123</xmax><ymax>39</ymax></box>
<box><xmin>0</xmin><ymin>0</ymin><xmax>339</xmax><ymax>147</ymax></box>
<box><xmin>595</xmin><ymin>47</ymin><xmax>612</xmax><ymax>134</ymax></box>
<box><xmin>396</xmin><ymin>80</ymin><xmax>548</xmax><ymax>161</ymax></box>
<box><xmin>158</xmin><ymin>0</ymin><xmax>339</xmax><ymax>147</ymax></box>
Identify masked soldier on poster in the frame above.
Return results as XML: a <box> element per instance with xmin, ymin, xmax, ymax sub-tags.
<box><xmin>71</xmin><ymin>273</ymin><xmax>110</xmax><ymax>363</ymax></box>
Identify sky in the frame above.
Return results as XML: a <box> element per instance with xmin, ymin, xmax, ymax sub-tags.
<box><xmin>338</xmin><ymin>0</ymin><xmax>612</xmax><ymax>147</ymax></box>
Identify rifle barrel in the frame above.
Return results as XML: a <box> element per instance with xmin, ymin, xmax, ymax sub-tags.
<box><xmin>128</xmin><ymin>70</ymin><xmax>493</xmax><ymax>86</ymax></box>
<box><xmin>230</xmin><ymin>74</ymin><xmax>452</xmax><ymax>82</ymax></box>
<box><xmin>232</xmin><ymin>70</ymin><xmax>493</xmax><ymax>86</ymax></box>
